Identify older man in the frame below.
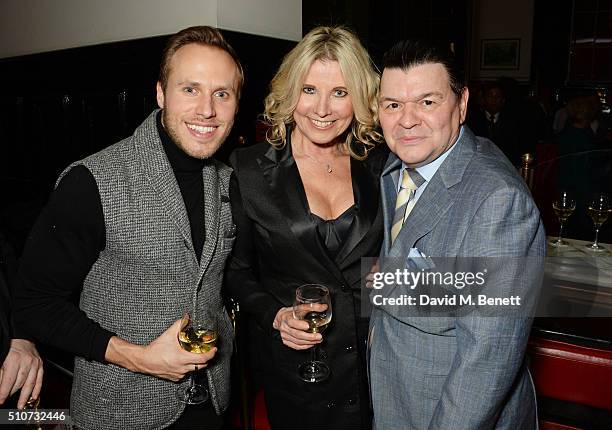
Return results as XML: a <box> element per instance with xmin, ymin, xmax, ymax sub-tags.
<box><xmin>369</xmin><ymin>40</ymin><xmax>545</xmax><ymax>429</ymax></box>
<box><xmin>14</xmin><ymin>26</ymin><xmax>241</xmax><ymax>429</ymax></box>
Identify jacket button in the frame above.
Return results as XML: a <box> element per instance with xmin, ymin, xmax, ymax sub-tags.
<box><xmin>345</xmin><ymin>345</ymin><xmax>355</xmax><ymax>353</ymax></box>
<box><xmin>341</xmin><ymin>285</ymin><xmax>349</xmax><ymax>292</ymax></box>
<box><xmin>347</xmin><ymin>397</ymin><xmax>357</xmax><ymax>406</ymax></box>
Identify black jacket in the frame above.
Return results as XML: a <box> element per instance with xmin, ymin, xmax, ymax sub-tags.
<box><xmin>226</xmin><ymin>139</ymin><xmax>386</xmax><ymax>430</ymax></box>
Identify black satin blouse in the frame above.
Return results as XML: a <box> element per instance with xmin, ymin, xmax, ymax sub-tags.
<box><xmin>311</xmin><ymin>205</ymin><xmax>357</xmax><ymax>260</ymax></box>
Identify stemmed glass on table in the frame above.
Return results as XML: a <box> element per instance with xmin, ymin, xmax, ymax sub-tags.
<box><xmin>293</xmin><ymin>284</ymin><xmax>332</xmax><ymax>383</ymax></box>
<box><xmin>176</xmin><ymin>313</ymin><xmax>218</xmax><ymax>404</ymax></box>
<box><xmin>585</xmin><ymin>194</ymin><xmax>612</xmax><ymax>252</ymax></box>
<box><xmin>551</xmin><ymin>191</ymin><xmax>576</xmax><ymax>247</ymax></box>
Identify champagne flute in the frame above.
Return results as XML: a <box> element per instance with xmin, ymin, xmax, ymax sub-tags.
<box><xmin>585</xmin><ymin>194</ymin><xmax>612</xmax><ymax>252</ymax></box>
<box><xmin>550</xmin><ymin>191</ymin><xmax>576</xmax><ymax>247</ymax></box>
<box><xmin>176</xmin><ymin>313</ymin><xmax>218</xmax><ymax>404</ymax></box>
<box><xmin>293</xmin><ymin>284</ymin><xmax>332</xmax><ymax>383</ymax></box>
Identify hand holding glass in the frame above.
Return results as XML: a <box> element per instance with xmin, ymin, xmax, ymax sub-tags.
<box><xmin>293</xmin><ymin>284</ymin><xmax>332</xmax><ymax>383</ymax></box>
<box><xmin>176</xmin><ymin>313</ymin><xmax>218</xmax><ymax>404</ymax></box>
<box><xmin>551</xmin><ymin>191</ymin><xmax>576</xmax><ymax>247</ymax></box>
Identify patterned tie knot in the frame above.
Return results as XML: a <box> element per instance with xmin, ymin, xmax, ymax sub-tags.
<box><xmin>401</xmin><ymin>168</ymin><xmax>425</xmax><ymax>191</ymax></box>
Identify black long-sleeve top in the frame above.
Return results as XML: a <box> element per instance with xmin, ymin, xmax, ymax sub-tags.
<box><xmin>14</xmin><ymin>111</ymin><xmax>207</xmax><ymax>363</ymax></box>
<box><xmin>0</xmin><ymin>272</ymin><xmax>11</xmax><ymax>364</ymax></box>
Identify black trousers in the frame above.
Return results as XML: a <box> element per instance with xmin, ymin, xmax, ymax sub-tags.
<box><xmin>168</xmin><ymin>401</ymin><xmax>224</xmax><ymax>430</ymax></box>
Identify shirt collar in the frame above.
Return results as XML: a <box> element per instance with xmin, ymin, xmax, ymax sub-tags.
<box><xmin>402</xmin><ymin>125</ymin><xmax>464</xmax><ymax>183</ymax></box>
<box><xmin>485</xmin><ymin>111</ymin><xmax>500</xmax><ymax>123</ymax></box>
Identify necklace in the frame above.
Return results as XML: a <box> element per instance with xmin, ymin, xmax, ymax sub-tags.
<box><xmin>296</xmin><ymin>150</ymin><xmax>334</xmax><ymax>173</ymax></box>
<box><xmin>305</xmin><ymin>153</ymin><xmax>333</xmax><ymax>173</ymax></box>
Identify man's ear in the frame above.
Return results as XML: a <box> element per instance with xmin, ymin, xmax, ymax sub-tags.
<box><xmin>459</xmin><ymin>87</ymin><xmax>469</xmax><ymax>124</ymax></box>
<box><xmin>156</xmin><ymin>82</ymin><xmax>165</xmax><ymax>109</ymax></box>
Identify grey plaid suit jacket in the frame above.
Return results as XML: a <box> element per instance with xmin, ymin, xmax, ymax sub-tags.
<box><xmin>369</xmin><ymin>127</ymin><xmax>545</xmax><ymax>429</ymax></box>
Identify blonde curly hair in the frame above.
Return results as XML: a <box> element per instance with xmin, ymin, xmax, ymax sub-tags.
<box><xmin>262</xmin><ymin>26</ymin><xmax>382</xmax><ymax>159</ymax></box>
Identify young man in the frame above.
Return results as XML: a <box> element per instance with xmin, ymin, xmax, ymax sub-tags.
<box><xmin>370</xmin><ymin>40</ymin><xmax>545</xmax><ymax>429</ymax></box>
<box><xmin>14</xmin><ymin>26</ymin><xmax>242</xmax><ymax>429</ymax></box>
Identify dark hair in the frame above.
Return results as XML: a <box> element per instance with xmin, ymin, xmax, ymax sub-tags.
<box><xmin>158</xmin><ymin>26</ymin><xmax>244</xmax><ymax>97</ymax></box>
<box><xmin>482</xmin><ymin>81</ymin><xmax>505</xmax><ymax>96</ymax></box>
<box><xmin>383</xmin><ymin>39</ymin><xmax>465</xmax><ymax>96</ymax></box>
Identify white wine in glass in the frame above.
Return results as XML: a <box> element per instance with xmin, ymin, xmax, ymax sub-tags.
<box><xmin>178</xmin><ymin>326</ymin><xmax>218</xmax><ymax>353</ymax></box>
<box><xmin>293</xmin><ymin>284</ymin><xmax>332</xmax><ymax>383</ymax></box>
<box><xmin>302</xmin><ymin>309</ymin><xmax>331</xmax><ymax>334</ymax></box>
<box><xmin>585</xmin><ymin>194</ymin><xmax>612</xmax><ymax>252</ymax></box>
<box><xmin>176</xmin><ymin>314</ymin><xmax>218</xmax><ymax>404</ymax></box>
<box><xmin>550</xmin><ymin>191</ymin><xmax>576</xmax><ymax>247</ymax></box>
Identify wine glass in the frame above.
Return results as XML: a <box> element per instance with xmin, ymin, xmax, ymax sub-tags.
<box><xmin>24</xmin><ymin>396</ymin><xmax>42</xmax><ymax>430</ymax></box>
<box><xmin>176</xmin><ymin>313</ymin><xmax>218</xmax><ymax>404</ymax></box>
<box><xmin>293</xmin><ymin>284</ymin><xmax>332</xmax><ymax>383</ymax></box>
<box><xmin>550</xmin><ymin>191</ymin><xmax>576</xmax><ymax>247</ymax></box>
<box><xmin>585</xmin><ymin>194</ymin><xmax>612</xmax><ymax>252</ymax></box>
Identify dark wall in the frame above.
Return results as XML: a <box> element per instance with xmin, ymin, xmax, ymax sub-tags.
<box><xmin>0</xmin><ymin>30</ymin><xmax>295</xmax><ymax>254</ymax></box>
<box><xmin>303</xmin><ymin>0</ymin><xmax>469</xmax><ymax>70</ymax></box>
<box><xmin>532</xmin><ymin>0</ymin><xmax>573</xmax><ymax>90</ymax></box>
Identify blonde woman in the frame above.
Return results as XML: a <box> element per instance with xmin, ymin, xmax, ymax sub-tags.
<box><xmin>226</xmin><ymin>26</ymin><xmax>385</xmax><ymax>429</ymax></box>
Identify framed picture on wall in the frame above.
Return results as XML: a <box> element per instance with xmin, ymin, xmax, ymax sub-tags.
<box><xmin>480</xmin><ymin>39</ymin><xmax>520</xmax><ymax>70</ymax></box>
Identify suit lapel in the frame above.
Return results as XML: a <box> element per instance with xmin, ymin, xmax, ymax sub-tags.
<box><xmin>135</xmin><ymin>111</ymin><xmax>194</xmax><ymax>258</ymax></box>
<box><xmin>198</xmin><ymin>162</ymin><xmax>221</xmax><ymax>278</ymax></box>
<box><xmin>380</xmin><ymin>154</ymin><xmax>402</xmax><ymax>256</ymax></box>
<box><xmin>389</xmin><ymin>175</ymin><xmax>452</xmax><ymax>255</ymax></box>
<box><xmin>386</xmin><ymin>128</ymin><xmax>477</xmax><ymax>256</ymax></box>
<box><xmin>257</xmin><ymin>139</ymin><xmax>345</xmax><ymax>284</ymax></box>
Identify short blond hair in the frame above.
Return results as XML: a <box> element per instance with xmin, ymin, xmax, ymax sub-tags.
<box><xmin>159</xmin><ymin>26</ymin><xmax>244</xmax><ymax>98</ymax></box>
<box><xmin>263</xmin><ymin>26</ymin><xmax>382</xmax><ymax>159</ymax></box>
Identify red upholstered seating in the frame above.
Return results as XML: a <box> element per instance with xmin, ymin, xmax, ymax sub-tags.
<box><xmin>539</xmin><ymin>422</ymin><xmax>582</xmax><ymax>430</ymax></box>
<box><xmin>252</xmin><ymin>389</ymin><xmax>271</xmax><ymax>430</ymax></box>
<box><xmin>229</xmin><ymin>388</ymin><xmax>271</xmax><ymax>430</ymax></box>
<box><xmin>528</xmin><ymin>337</ymin><xmax>612</xmax><ymax>410</ymax></box>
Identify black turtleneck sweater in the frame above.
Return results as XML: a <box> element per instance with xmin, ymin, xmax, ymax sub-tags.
<box><xmin>14</xmin><ymin>112</ymin><xmax>207</xmax><ymax>363</ymax></box>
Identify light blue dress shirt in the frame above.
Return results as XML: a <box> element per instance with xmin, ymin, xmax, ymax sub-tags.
<box><xmin>397</xmin><ymin>126</ymin><xmax>465</xmax><ymax>205</ymax></box>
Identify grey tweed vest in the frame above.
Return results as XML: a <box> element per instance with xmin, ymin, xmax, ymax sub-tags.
<box><xmin>59</xmin><ymin>111</ymin><xmax>235</xmax><ymax>430</ymax></box>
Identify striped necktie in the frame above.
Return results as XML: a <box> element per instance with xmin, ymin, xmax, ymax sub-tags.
<box><xmin>390</xmin><ymin>168</ymin><xmax>425</xmax><ymax>244</ymax></box>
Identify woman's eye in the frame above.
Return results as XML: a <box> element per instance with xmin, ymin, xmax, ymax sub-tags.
<box><xmin>333</xmin><ymin>89</ymin><xmax>348</xmax><ymax>97</ymax></box>
<box><xmin>302</xmin><ymin>87</ymin><xmax>315</xmax><ymax>95</ymax></box>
